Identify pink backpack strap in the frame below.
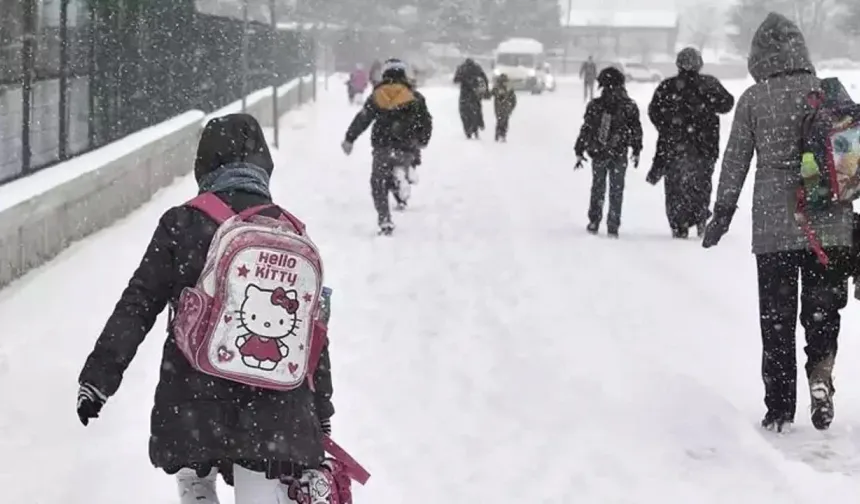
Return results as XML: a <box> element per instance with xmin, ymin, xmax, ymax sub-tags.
<box><xmin>236</xmin><ymin>204</ymin><xmax>307</xmax><ymax>235</ymax></box>
<box><xmin>186</xmin><ymin>193</ymin><xmax>236</xmax><ymax>224</ymax></box>
<box><xmin>323</xmin><ymin>436</ymin><xmax>371</xmax><ymax>485</ymax></box>
<box><xmin>305</xmin><ymin>321</ymin><xmax>328</xmax><ymax>391</ymax></box>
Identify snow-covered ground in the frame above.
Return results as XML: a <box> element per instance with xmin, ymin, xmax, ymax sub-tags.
<box><xmin>3</xmin><ymin>76</ymin><xmax>860</xmax><ymax>503</ymax></box>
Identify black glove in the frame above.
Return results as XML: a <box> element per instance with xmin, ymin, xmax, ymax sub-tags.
<box><xmin>702</xmin><ymin>205</ymin><xmax>736</xmax><ymax>248</ymax></box>
<box><xmin>77</xmin><ymin>382</ymin><xmax>106</xmax><ymax>426</ymax></box>
<box><xmin>320</xmin><ymin>417</ymin><xmax>332</xmax><ymax>436</ymax></box>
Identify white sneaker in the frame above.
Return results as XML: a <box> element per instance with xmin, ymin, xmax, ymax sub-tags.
<box><xmin>406</xmin><ymin>165</ymin><xmax>419</xmax><ymax>184</ymax></box>
<box><xmin>393</xmin><ymin>166</ymin><xmax>411</xmax><ymax>203</ymax></box>
<box><xmin>177</xmin><ymin>468</ymin><xmax>220</xmax><ymax>504</ymax></box>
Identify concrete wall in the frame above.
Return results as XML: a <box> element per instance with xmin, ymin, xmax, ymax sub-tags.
<box><xmin>0</xmin><ymin>74</ymin><xmax>316</xmax><ymax>289</ymax></box>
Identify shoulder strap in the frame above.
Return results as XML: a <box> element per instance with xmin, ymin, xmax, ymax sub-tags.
<box><xmin>194</xmin><ymin>199</ymin><xmax>305</xmax><ymax>236</ymax></box>
<box><xmin>323</xmin><ymin>436</ymin><xmax>371</xmax><ymax>484</ymax></box>
<box><xmin>186</xmin><ymin>193</ymin><xmax>236</xmax><ymax>225</ymax></box>
<box><xmin>237</xmin><ymin>204</ymin><xmax>307</xmax><ymax>235</ymax></box>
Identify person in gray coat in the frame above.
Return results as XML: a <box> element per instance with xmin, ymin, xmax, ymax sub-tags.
<box><xmin>702</xmin><ymin>12</ymin><xmax>853</xmax><ymax>433</ymax></box>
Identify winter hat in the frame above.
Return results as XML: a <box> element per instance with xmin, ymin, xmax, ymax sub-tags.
<box><xmin>194</xmin><ymin>113</ymin><xmax>274</xmax><ymax>185</ymax></box>
<box><xmin>381</xmin><ymin>58</ymin><xmax>410</xmax><ymax>82</ymax></box>
<box><xmin>676</xmin><ymin>47</ymin><xmax>704</xmax><ymax>72</ymax></box>
<box><xmin>597</xmin><ymin>67</ymin><xmax>625</xmax><ymax>89</ymax></box>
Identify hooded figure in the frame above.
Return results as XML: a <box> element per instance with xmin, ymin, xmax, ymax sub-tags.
<box><xmin>703</xmin><ymin>13</ymin><xmax>853</xmax><ymax>433</ymax></box>
<box><xmin>453</xmin><ymin>58</ymin><xmax>489</xmax><ymax>139</ymax></box>
<box><xmin>76</xmin><ymin>113</ymin><xmax>335</xmax><ymax>500</ymax></box>
<box><xmin>342</xmin><ymin>59</ymin><xmax>433</xmax><ymax>234</ymax></box>
<box><xmin>574</xmin><ymin>67</ymin><xmax>643</xmax><ymax>237</ymax></box>
<box><xmin>647</xmin><ymin>47</ymin><xmax>735</xmax><ymax>238</ymax></box>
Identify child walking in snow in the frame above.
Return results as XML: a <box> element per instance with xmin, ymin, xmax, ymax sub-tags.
<box><xmin>574</xmin><ymin>67</ymin><xmax>643</xmax><ymax>238</ymax></box>
<box><xmin>75</xmin><ymin>114</ymin><xmax>356</xmax><ymax>504</ymax></box>
<box><xmin>491</xmin><ymin>74</ymin><xmax>517</xmax><ymax>142</ymax></box>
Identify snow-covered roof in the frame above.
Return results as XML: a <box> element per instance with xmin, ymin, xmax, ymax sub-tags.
<box><xmin>496</xmin><ymin>38</ymin><xmax>544</xmax><ymax>54</ymax></box>
<box><xmin>561</xmin><ymin>10</ymin><xmax>678</xmax><ymax>29</ymax></box>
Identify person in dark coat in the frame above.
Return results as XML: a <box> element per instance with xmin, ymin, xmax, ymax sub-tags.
<box><xmin>579</xmin><ymin>55</ymin><xmax>597</xmax><ymax>102</ymax></box>
<box><xmin>342</xmin><ymin>58</ymin><xmax>433</xmax><ymax>235</ymax></box>
<box><xmin>702</xmin><ymin>13</ymin><xmax>853</xmax><ymax>433</ymax></box>
<box><xmin>574</xmin><ymin>67</ymin><xmax>643</xmax><ymax>237</ymax></box>
<box><xmin>75</xmin><ymin>113</ymin><xmax>334</xmax><ymax>501</ymax></box>
<box><xmin>453</xmin><ymin>58</ymin><xmax>489</xmax><ymax>139</ymax></box>
<box><xmin>491</xmin><ymin>73</ymin><xmax>517</xmax><ymax>142</ymax></box>
<box><xmin>647</xmin><ymin>47</ymin><xmax>735</xmax><ymax>239</ymax></box>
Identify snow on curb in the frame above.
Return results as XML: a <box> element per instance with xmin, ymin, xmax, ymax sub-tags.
<box><xmin>0</xmin><ymin>74</ymin><xmax>316</xmax><ymax>289</ymax></box>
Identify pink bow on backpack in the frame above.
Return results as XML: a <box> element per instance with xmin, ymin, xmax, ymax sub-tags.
<box><xmin>271</xmin><ymin>287</ymin><xmax>300</xmax><ymax>314</ymax></box>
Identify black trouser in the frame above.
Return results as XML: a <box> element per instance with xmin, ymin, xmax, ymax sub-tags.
<box><xmin>459</xmin><ymin>95</ymin><xmax>484</xmax><ymax>136</ymax></box>
<box><xmin>371</xmin><ymin>149</ymin><xmax>413</xmax><ymax>225</ymax></box>
<box><xmin>583</xmin><ymin>80</ymin><xmax>595</xmax><ymax>102</ymax></box>
<box><xmin>588</xmin><ymin>157</ymin><xmax>627</xmax><ymax>231</ymax></box>
<box><xmin>495</xmin><ymin>113</ymin><xmax>510</xmax><ymax>140</ymax></box>
<box><xmin>755</xmin><ymin>248</ymin><xmax>850</xmax><ymax>420</ymax></box>
<box><xmin>664</xmin><ymin>156</ymin><xmax>714</xmax><ymax>231</ymax></box>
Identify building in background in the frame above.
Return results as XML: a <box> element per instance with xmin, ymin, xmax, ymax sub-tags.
<box><xmin>559</xmin><ymin>10</ymin><xmax>679</xmax><ymax>62</ymax></box>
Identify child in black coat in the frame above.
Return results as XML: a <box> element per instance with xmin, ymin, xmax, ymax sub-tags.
<box><xmin>491</xmin><ymin>74</ymin><xmax>517</xmax><ymax>142</ymax></box>
<box><xmin>76</xmin><ymin>114</ymin><xmax>334</xmax><ymax>503</ymax></box>
<box><xmin>574</xmin><ymin>67</ymin><xmax>643</xmax><ymax>237</ymax></box>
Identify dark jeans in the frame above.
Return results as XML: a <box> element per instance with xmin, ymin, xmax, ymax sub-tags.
<box><xmin>755</xmin><ymin>248</ymin><xmax>850</xmax><ymax>420</ymax></box>
<box><xmin>495</xmin><ymin>113</ymin><xmax>510</xmax><ymax>140</ymax></box>
<box><xmin>664</xmin><ymin>156</ymin><xmax>715</xmax><ymax>231</ymax></box>
<box><xmin>371</xmin><ymin>149</ymin><xmax>414</xmax><ymax>225</ymax></box>
<box><xmin>588</xmin><ymin>157</ymin><xmax>627</xmax><ymax>231</ymax></box>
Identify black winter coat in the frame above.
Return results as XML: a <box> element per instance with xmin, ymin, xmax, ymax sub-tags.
<box><xmin>648</xmin><ymin>71</ymin><xmax>734</xmax><ymax>164</ymax></box>
<box><xmin>574</xmin><ymin>88</ymin><xmax>643</xmax><ymax>160</ymax></box>
<box><xmin>345</xmin><ymin>78</ymin><xmax>433</xmax><ymax>153</ymax></box>
<box><xmin>454</xmin><ymin>60</ymin><xmax>489</xmax><ymax>103</ymax></box>
<box><xmin>78</xmin><ymin>114</ymin><xmax>334</xmax><ymax>480</ymax></box>
<box><xmin>492</xmin><ymin>84</ymin><xmax>517</xmax><ymax>118</ymax></box>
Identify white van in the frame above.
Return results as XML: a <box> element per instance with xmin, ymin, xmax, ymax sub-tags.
<box><xmin>492</xmin><ymin>38</ymin><xmax>546</xmax><ymax>94</ymax></box>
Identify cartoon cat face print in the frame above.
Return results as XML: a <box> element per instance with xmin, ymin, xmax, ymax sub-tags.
<box><xmin>239</xmin><ymin>284</ymin><xmax>300</xmax><ymax>339</ymax></box>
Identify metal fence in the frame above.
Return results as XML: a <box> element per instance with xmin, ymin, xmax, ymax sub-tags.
<box><xmin>0</xmin><ymin>0</ymin><xmax>314</xmax><ymax>185</ymax></box>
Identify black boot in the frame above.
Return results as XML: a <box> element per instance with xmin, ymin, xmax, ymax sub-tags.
<box><xmin>761</xmin><ymin>411</ymin><xmax>793</xmax><ymax>433</ymax></box>
<box><xmin>378</xmin><ymin>220</ymin><xmax>395</xmax><ymax>236</ymax></box>
<box><xmin>671</xmin><ymin>227</ymin><xmax>689</xmax><ymax>239</ymax></box>
<box><xmin>586</xmin><ymin>222</ymin><xmax>599</xmax><ymax>234</ymax></box>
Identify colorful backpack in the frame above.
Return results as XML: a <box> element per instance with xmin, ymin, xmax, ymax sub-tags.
<box><xmin>796</xmin><ymin>77</ymin><xmax>860</xmax><ymax>266</ymax></box>
<box><xmin>172</xmin><ymin>193</ymin><xmax>328</xmax><ymax>391</ymax></box>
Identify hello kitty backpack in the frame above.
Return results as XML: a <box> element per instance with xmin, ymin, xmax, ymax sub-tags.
<box><xmin>172</xmin><ymin>192</ymin><xmax>327</xmax><ymax>391</ymax></box>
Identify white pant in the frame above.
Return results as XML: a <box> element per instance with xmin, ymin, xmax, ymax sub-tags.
<box><xmin>177</xmin><ymin>466</ymin><xmax>298</xmax><ymax>504</ymax></box>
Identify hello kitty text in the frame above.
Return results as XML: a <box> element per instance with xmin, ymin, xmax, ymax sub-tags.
<box><xmin>255</xmin><ymin>251</ymin><xmax>299</xmax><ymax>285</ymax></box>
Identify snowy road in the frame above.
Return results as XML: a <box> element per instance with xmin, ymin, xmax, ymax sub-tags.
<box><xmin>2</xmin><ymin>78</ymin><xmax>860</xmax><ymax>503</ymax></box>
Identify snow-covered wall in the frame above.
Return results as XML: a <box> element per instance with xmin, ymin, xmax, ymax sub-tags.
<box><xmin>0</xmin><ymin>74</ymin><xmax>316</xmax><ymax>289</ymax></box>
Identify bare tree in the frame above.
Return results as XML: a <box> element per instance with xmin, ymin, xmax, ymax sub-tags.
<box><xmin>682</xmin><ymin>2</ymin><xmax>721</xmax><ymax>52</ymax></box>
<box><xmin>783</xmin><ymin>0</ymin><xmax>836</xmax><ymax>54</ymax></box>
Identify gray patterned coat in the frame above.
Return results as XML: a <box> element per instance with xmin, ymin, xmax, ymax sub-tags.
<box><xmin>713</xmin><ymin>13</ymin><xmax>854</xmax><ymax>255</ymax></box>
